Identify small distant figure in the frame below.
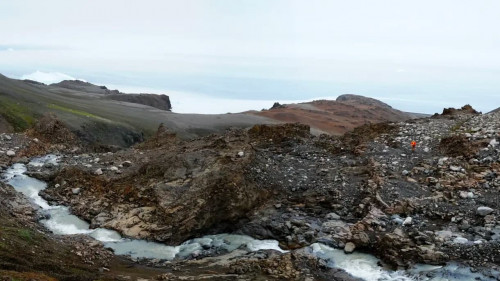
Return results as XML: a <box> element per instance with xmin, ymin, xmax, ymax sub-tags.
<box><xmin>411</xmin><ymin>140</ymin><xmax>417</xmax><ymax>152</ymax></box>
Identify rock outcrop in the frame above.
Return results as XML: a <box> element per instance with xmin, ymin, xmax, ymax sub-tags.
<box><xmin>435</xmin><ymin>104</ymin><xmax>481</xmax><ymax>116</ymax></box>
<box><xmin>51</xmin><ymin>80</ymin><xmax>120</xmax><ymax>95</ymax></box>
<box><xmin>42</xmin><ymin>125</ymin><xmax>313</xmax><ymax>244</ymax></box>
<box><xmin>52</xmin><ymin>80</ymin><xmax>172</xmax><ymax>111</ymax></box>
<box><xmin>106</xmin><ymin>93</ymin><xmax>172</xmax><ymax>111</ymax></box>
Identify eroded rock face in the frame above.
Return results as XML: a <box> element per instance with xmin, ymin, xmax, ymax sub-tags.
<box><xmin>28</xmin><ymin>113</ymin><xmax>79</xmax><ymax>146</ymax></box>
<box><xmin>0</xmin><ymin>182</ymin><xmax>37</xmax><ymax>222</ymax></box>
<box><xmin>440</xmin><ymin>104</ymin><xmax>480</xmax><ymax>116</ymax></box>
<box><xmin>43</xmin><ymin>125</ymin><xmax>316</xmax><ymax>244</ymax></box>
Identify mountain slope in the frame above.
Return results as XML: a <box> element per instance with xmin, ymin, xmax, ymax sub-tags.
<box><xmin>0</xmin><ymin>74</ymin><xmax>274</xmax><ymax>146</ymax></box>
<box><xmin>51</xmin><ymin>80</ymin><xmax>172</xmax><ymax>111</ymax></box>
<box><xmin>250</xmin><ymin>94</ymin><xmax>423</xmax><ymax>135</ymax></box>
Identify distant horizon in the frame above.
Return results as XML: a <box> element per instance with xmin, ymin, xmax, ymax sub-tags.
<box><xmin>4</xmin><ymin>70</ymin><xmax>494</xmax><ymax>115</ymax></box>
<box><xmin>2</xmin><ymin>1</ymin><xmax>499</xmax><ymax>114</ymax></box>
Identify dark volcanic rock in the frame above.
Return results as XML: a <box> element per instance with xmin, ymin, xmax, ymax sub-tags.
<box><xmin>270</xmin><ymin>102</ymin><xmax>286</xmax><ymax>110</ymax></box>
<box><xmin>51</xmin><ymin>80</ymin><xmax>120</xmax><ymax>95</ymax></box>
<box><xmin>437</xmin><ymin>104</ymin><xmax>480</xmax><ymax>116</ymax></box>
<box><xmin>107</xmin><ymin>93</ymin><xmax>172</xmax><ymax>111</ymax></box>
<box><xmin>52</xmin><ymin>80</ymin><xmax>172</xmax><ymax>111</ymax></box>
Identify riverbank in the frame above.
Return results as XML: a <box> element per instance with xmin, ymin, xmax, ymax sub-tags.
<box><xmin>1</xmin><ymin>108</ymin><xmax>499</xmax><ymax>280</ymax></box>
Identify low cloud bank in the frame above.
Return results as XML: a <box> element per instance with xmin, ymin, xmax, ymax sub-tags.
<box><xmin>20</xmin><ymin>71</ymin><xmax>85</xmax><ymax>84</ymax></box>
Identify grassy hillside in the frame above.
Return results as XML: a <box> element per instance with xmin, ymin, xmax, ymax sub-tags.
<box><xmin>0</xmin><ymin>74</ymin><xmax>274</xmax><ymax>147</ymax></box>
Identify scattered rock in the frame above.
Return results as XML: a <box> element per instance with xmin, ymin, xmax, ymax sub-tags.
<box><xmin>453</xmin><ymin>237</ymin><xmax>468</xmax><ymax>244</ymax></box>
<box><xmin>477</xmin><ymin>206</ymin><xmax>494</xmax><ymax>216</ymax></box>
<box><xmin>403</xmin><ymin>217</ymin><xmax>413</xmax><ymax>226</ymax></box>
<box><xmin>344</xmin><ymin>242</ymin><xmax>356</xmax><ymax>254</ymax></box>
<box><xmin>489</xmin><ymin>139</ymin><xmax>498</xmax><ymax>147</ymax></box>
<box><xmin>325</xmin><ymin>212</ymin><xmax>340</xmax><ymax>220</ymax></box>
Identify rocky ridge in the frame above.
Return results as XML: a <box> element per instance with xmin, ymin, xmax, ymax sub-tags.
<box><xmin>51</xmin><ymin>80</ymin><xmax>172</xmax><ymax>111</ymax></box>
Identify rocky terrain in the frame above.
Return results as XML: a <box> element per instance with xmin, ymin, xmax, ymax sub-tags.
<box><xmin>250</xmin><ymin>94</ymin><xmax>427</xmax><ymax>135</ymax></box>
<box><xmin>1</xmin><ymin>103</ymin><xmax>499</xmax><ymax>280</ymax></box>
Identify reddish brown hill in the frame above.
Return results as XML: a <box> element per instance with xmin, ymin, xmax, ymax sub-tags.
<box><xmin>250</xmin><ymin>94</ymin><xmax>420</xmax><ymax>135</ymax></box>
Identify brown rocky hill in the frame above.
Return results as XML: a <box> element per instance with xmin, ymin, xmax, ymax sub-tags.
<box><xmin>250</xmin><ymin>94</ymin><xmax>424</xmax><ymax>135</ymax></box>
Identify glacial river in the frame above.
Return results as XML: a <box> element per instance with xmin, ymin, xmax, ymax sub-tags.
<box><xmin>3</xmin><ymin>155</ymin><xmax>497</xmax><ymax>281</ymax></box>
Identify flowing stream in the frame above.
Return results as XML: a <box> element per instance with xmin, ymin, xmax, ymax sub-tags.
<box><xmin>3</xmin><ymin>155</ymin><xmax>285</xmax><ymax>260</ymax></box>
<box><xmin>308</xmin><ymin>243</ymin><xmax>498</xmax><ymax>281</ymax></box>
<box><xmin>2</xmin><ymin>155</ymin><xmax>498</xmax><ymax>280</ymax></box>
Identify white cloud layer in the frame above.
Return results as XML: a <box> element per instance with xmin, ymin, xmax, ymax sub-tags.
<box><xmin>2</xmin><ymin>1</ymin><xmax>499</xmax><ymax>113</ymax></box>
<box><xmin>20</xmin><ymin>71</ymin><xmax>84</xmax><ymax>84</ymax></box>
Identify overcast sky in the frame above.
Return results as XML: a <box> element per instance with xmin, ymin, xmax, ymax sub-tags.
<box><xmin>1</xmin><ymin>0</ymin><xmax>499</xmax><ymax>113</ymax></box>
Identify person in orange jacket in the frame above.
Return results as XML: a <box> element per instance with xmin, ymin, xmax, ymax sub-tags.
<box><xmin>411</xmin><ymin>140</ymin><xmax>417</xmax><ymax>151</ymax></box>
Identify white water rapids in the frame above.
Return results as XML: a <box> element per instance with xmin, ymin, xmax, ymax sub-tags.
<box><xmin>2</xmin><ymin>155</ymin><xmax>498</xmax><ymax>280</ymax></box>
<box><xmin>308</xmin><ymin>243</ymin><xmax>498</xmax><ymax>281</ymax></box>
<box><xmin>2</xmin><ymin>155</ymin><xmax>285</xmax><ymax>260</ymax></box>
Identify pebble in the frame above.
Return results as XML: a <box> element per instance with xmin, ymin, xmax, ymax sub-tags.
<box><xmin>403</xmin><ymin>217</ymin><xmax>413</xmax><ymax>226</ymax></box>
<box><xmin>438</xmin><ymin>157</ymin><xmax>448</xmax><ymax>165</ymax></box>
<box><xmin>391</xmin><ymin>215</ymin><xmax>404</xmax><ymax>225</ymax></box>
<box><xmin>477</xmin><ymin>206</ymin><xmax>494</xmax><ymax>216</ymax></box>
<box><xmin>72</xmin><ymin>188</ymin><xmax>81</xmax><ymax>195</ymax></box>
<box><xmin>453</xmin><ymin>237</ymin><xmax>468</xmax><ymax>244</ymax></box>
<box><xmin>344</xmin><ymin>242</ymin><xmax>356</xmax><ymax>254</ymax></box>
<box><xmin>94</xmin><ymin>168</ymin><xmax>103</xmax><ymax>175</ymax></box>
<box><xmin>6</xmin><ymin>150</ymin><xmax>15</xmax><ymax>157</ymax></box>
<box><xmin>435</xmin><ymin>230</ymin><xmax>452</xmax><ymax>240</ymax></box>
<box><xmin>237</xmin><ymin>151</ymin><xmax>245</xmax><ymax>157</ymax></box>
<box><xmin>459</xmin><ymin>191</ymin><xmax>474</xmax><ymax>199</ymax></box>
<box><xmin>490</xmin><ymin>139</ymin><xmax>498</xmax><ymax>147</ymax></box>
<box><xmin>325</xmin><ymin>212</ymin><xmax>340</xmax><ymax>220</ymax></box>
